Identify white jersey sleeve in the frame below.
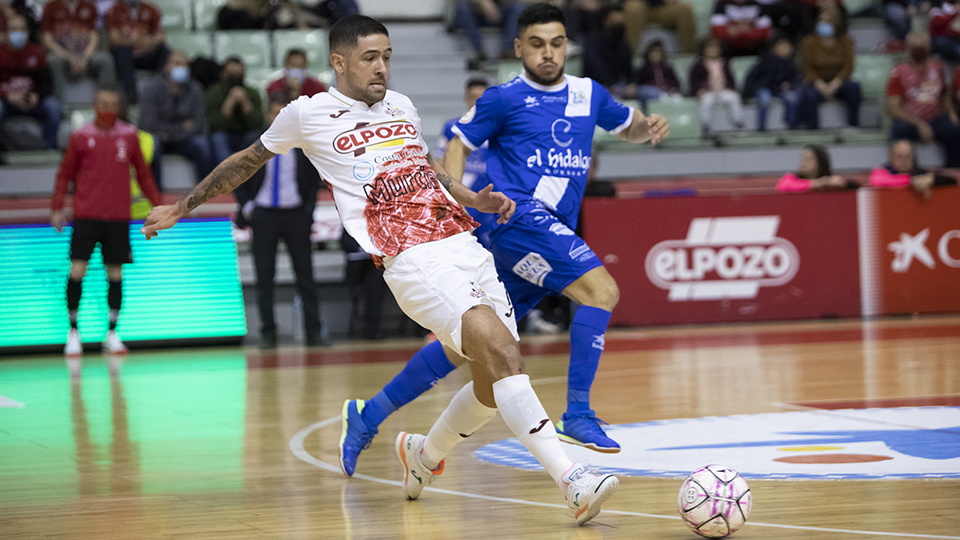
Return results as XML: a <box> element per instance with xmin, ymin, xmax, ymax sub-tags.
<box><xmin>260</xmin><ymin>96</ymin><xmax>308</xmax><ymax>155</ymax></box>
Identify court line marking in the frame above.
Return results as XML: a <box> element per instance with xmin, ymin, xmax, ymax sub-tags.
<box><xmin>289</xmin><ymin>417</ymin><xmax>960</xmax><ymax>539</ymax></box>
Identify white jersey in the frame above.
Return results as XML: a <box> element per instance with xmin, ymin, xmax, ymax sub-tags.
<box><xmin>260</xmin><ymin>87</ymin><xmax>477</xmax><ymax>265</ymax></box>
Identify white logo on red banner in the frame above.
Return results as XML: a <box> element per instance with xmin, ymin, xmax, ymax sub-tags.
<box><xmin>644</xmin><ymin>216</ymin><xmax>800</xmax><ymax>301</ymax></box>
<box><xmin>888</xmin><ymin>228</ymin><xmax>960</xmax><ymax>272</ymax></box>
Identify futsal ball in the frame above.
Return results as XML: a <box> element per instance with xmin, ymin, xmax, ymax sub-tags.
<box><xmin>677</xmin><ymin>465</ymin><xmax>752</xmax><ymax>538</ymax></box>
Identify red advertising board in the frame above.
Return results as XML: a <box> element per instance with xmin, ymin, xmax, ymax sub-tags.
<box><xmin>858</xmin><ymin>188</ymin><xmax>960</xmax><ymax>315</ymax></box>
<box><xmin>581</xmin><ymin>193</ymin><xmax>861</xmax><ymax>326</ymax></box>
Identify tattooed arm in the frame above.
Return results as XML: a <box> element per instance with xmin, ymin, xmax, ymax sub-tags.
<box><xmin>428</xmin><ymin>154</ymin><xmax>515</xmax><ymax>224</ymax></box>
<box><xmin>141</xmin><ymin>140</ymin><xmax>275</xmax><ymax>239</ymax></box>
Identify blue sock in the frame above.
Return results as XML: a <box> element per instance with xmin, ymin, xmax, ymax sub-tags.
<box><xmin>566</xmin><ymin>306</ymin><xmax>612</xmax><ymax>416</ymax></box>
<box><xmin>362</xmin><ymin>340</ymin><xmax>455</xmax><ymax>428</ymax></box>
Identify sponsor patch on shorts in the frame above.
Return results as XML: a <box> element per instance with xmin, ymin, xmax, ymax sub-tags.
<box><xmin>512</xmin><ymin>252</ymin><xmax>553</xmax><ymax>287</ymax></box>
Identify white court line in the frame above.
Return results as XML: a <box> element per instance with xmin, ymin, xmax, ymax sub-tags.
<box><xmin>288</xmin><ymin>417</ymin><xmax>960</xmax><ymax>539</ymax></box>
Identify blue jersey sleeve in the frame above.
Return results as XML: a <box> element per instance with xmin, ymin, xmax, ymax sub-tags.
<box><xmin>594</xmin><ymin>81</ymin><xmax>634</xmax><ymax>134</ymax></box>
<box><xmin>452</xmin><ymin>86</ymin><xmax>504</xmax><ymax>151</ymax></box>
<box><xmin>436</xmin><ymin>118</ymin><xmax>457</xmax><ymax>153</ymax></box>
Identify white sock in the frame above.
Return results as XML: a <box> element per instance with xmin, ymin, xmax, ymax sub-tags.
<box><xmin>421</xmin><ymin>381</ymin><xmax>497</xmax><ymax>470</ymax></box>
<box><xmin>493</xmin><ymin>374</ymin><xmax>573</xmax><ymax>483</ymax></box>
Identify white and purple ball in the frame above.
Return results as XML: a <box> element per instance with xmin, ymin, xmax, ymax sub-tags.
<box><xmin>677</xmin><ymin>465</ymin><xmax>752</xmax><ymax>538</ymax></box>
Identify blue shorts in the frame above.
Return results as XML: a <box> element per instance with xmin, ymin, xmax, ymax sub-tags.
<box><xmin>481</xmin><ymin>203</ymin><xmax>603</xmax><ymax>322</ymax></box>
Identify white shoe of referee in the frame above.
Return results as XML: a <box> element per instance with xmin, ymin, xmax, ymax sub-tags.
<box><xmin>65</xmin><ymin>328</ymin><xmax>82</xmax><ymax>357</ymax></box>
<box><xmin>559</xmin><ymin>462</ymin><xmax>619</xmax><ymax>525</ymax></box>
<box><xmin>103</xmin><ymin>330</ymin><xmax>128</xmax><ymax>355</ymax></box>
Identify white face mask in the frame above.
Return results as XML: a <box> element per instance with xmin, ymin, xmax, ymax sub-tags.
<box><xmin>170</xmin><ymin>65</ymin><xmax>190</xmax><ymax>83</ymax></box>
<box><xmin>8</xmin><ymin>31</ymin><xmax>28</xmax><ymax>50</ymax></box>
<box><xmin>285</xmin><ymin>68</ymin><xmax>305</xmax><ymax>82</ymax></box>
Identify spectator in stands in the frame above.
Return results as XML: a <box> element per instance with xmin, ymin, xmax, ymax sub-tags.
<box><xmin>582</xmin><ymin>6</ymin><xmax>640</xmax><ymax>100</ymax></box>
<box><xmin>51</xmin><ymin>83</ymin><xmax>161</xmax><ymax>357</ymax></box>
<box><xmin>953</xmin><ymin>66</ymin><xmax>960</xmax><ymax>112</ymax></box>
<box><xmin>884</xmin><ymin>0</ymin><xmax>924</xmax><ymax>43</ymax></box>
<box><xmin>206</xmin><ymin>56</ymin><xmax>264</xmax><ymax>164</ymax></box>
<box><xmin>690</xmin><ymin>37</ymin><xmax>743</xmax><ymax>137</ymax></box>
<box><xmin>232</xmin><ymin>97</ymin><xmax>327</xmax><ymax>349</ymax></box>
<box><xmin>623</xmin><ymin>0</ymin><xmax>696</xmax><ymax>54</ymax></box>
<box><xmin>1</xmin><ymin>0</ymin><xmax>42</xmax><ymax>43</ymax></box>
<box><xmin>870</xmin><ymin>139</ymin><xmax>957</xmax><ymax>196</ymax></box>
<box><xmin>454</xmin><ymin>0</ymin><xmax>525</xmax><ymax>70</ymax></box>
<box><xmin>267</xmin><ymin>48</ymin><xmax>326</xmax><ymax>102</ymax></box>
<box><xmin>565</xmin><ymin>0</ymin><xmax>606</xmax><ymax>42</ymax></box>
<box><xmin>776</xmin><ymin>144</ymin><xmax>850</xmax><ymax>191</ymax></box>
<box><xmin>634</xmin><ymin>39</ymin><xmax>682</xmax><ymax>106</ymax></box>
<box><xmin>711</xmin><ymin>0</ymin><xmax>772</xmax><ymax>57</ymax></box>
<box><xmin>341</xmin><ymin>228</ymin><xmax>389</xmax><ymax>340</ymax></box>
<box><xmin>105</xmin><ymin>0</ymin><xmax>168</xmax><ymax>104</ymax></box>
<box><xmin>743</xmin><ymin>35</ymin><xmax>800</xmax><ymax>131</ymax></box>
<box><xmin>887</xmin><ymin>32</ymin><xmax>960</xmax><ymax>168</ymax></box>
<box><xmin>0</xmin><ymin>14</ymin><xmax>62</xmax><ymax>149</ymax></box>
<box><xmin>41</xmin><ymin>0</ymin><xmax>115</xmax><ymax>102</ymax></box>
<box><xmin>139</xmin><ymin>49</ymin><xmax>214</xmax><ymax>188</ymax></box>
<box><xmin>217</xmin><ymin>0</ymin><xmax>270</xmax><ymax>29</ymax></box>
<box><xmin>797</xmin><ymin>9</ymin><xmax>860</xmax><ymax>129</ymax></box>
<box><xmin>929</xmin><ymin>0</ymin><xmax>960</xmax><ymax>61</ymax></box>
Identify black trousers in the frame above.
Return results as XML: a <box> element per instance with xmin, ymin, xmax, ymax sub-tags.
<box><xmin>251</xmin><ymin>206</ymin><xmax>321</xmax><ymax>335</ymax></box>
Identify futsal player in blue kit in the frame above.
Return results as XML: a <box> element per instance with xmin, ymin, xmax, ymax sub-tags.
<box><xmin>339</xmin><ymin>2</ymin><xmax>670</xmax><ymax>476</ymax></box>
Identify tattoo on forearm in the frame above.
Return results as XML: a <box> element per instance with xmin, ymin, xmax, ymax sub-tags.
<box><xmin>436</xmin><ymin>172</ymin><xmax>455</xmax><ymax>192</ymax></box>
<box><xmin>179</xmin><ymin>140</ymin><xmax>271</xmax><ymax>213</ymax></box>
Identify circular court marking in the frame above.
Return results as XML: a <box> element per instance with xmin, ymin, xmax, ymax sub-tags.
<box><xmin>775</xmin><ymin>454</ymin><xmax>895</xmax><ymax>464</ymax></box>
<box><xmin>289</xmin><ymin>415</ymin><xmax>960</xmax><ymax>539</ymax></box>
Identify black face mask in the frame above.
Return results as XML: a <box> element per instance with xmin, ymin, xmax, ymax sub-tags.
<box><xmin>909</xmin><ymin>47</ymin><xmax>929</xmax><ymax>64</ymax></box>
<box><xmin>604</xmin><ymin>25</ymin><xmax>626</xmax><ymax>43</ymax></box>
<box><xmin>225</xmin><ymin>74</ymin><xmax>244</xmax><ymax>88</ymax></box>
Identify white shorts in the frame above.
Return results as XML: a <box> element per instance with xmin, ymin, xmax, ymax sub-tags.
<box><xmin>382</xmin><ymin>232</ymin><xmax>519</xmax><ymax>358</ymax></box>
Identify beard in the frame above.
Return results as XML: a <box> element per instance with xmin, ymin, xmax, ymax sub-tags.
<box><xmin>522</xmin><ymin>58</ymin><xmax>565</xmax><ymax>87</ymax></box>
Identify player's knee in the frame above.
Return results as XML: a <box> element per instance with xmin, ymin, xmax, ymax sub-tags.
<box><xmin>485</xmin><ymin>342</ymin><xmax>525</xmax><ymax>379</ymax></box>
<box><xmin>69</xmin><ymin>261</ymin><xmax>88</xmax><ymax>280</ymax></box>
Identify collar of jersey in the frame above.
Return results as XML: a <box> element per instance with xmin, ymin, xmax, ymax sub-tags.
<box><xmin>519</xmin><ymin>73</ymin><xmax>567</xmax><ymax>93</ymax></box>
<box><xmin>329</xmin><ymin>86</ymin><xmax>382</xmax><ymax>111</ymax></box>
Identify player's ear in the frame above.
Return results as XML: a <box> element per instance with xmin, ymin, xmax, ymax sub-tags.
<box><xmin>330</xmin><ymin>52</ymin><xmax>345</xmax><ymax>75</ymax></box>
<box><xmin>513</xmin><ymin>37</ymin><xmax>521</xmax><ymax>58</ymax></box>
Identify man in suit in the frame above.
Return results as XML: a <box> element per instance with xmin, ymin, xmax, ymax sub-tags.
<box><xmin>233</xmin><ymin>97</ymin><xmax>327</xmax><ymax>348</ymax></box>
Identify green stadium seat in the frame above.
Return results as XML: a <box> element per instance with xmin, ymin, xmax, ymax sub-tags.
<box><xmin>166</xmin><ymin>31</ymin><xmax>213</xmax><ymax>60</ymax></box>
<box><xmin>246</xmin><ymin>67</ymin><xmax>281</xmax><ymax>101</ymax></box>
<box><xmin>670</xmin><ymin>54</ymin><xmax>696</xmax><ymax>95</ymax></box>
<box><xmin>565</xmin><ymin>55</ymin><xmax>583</xmax><ymax>77</ymax></box>
<box><xmin>215</xmin><ymin>31</ymin><xmax>271</xmax><ymax>69</ymax></box>
<box><xmin>155</xmin><ymin>0</ymin><xmax>192</xmax><ymax>30</ymax></box>
<box><xmin>853</xmin><ymin>54</ymin><xmax>896</xmax><ymax>99</ymax></box>
<box><xmin>316</xmin><ymin>70</ymin><xmax>335</xmax><ymax>86</ymax></box>
<box><xmin>194</xmin><ymin>0</ymin><xmax>227</xmax><ymax>30</ymax></box>
<box><xmin>273</xmin><ymin>30</ymin><xmax>329</xmax><ymax>69</ymax></box>
<box><xmin>730</xmin><ymin>56</ymin><xmax>756</xmax><ymax>91</ymax></box>
<box><xmin>498</xmin><ymin>61</ymin><xmax>522</xmax><ymax>84</ymax></box>
<box><xmin>70</xmin><ymin>109</ymin><xmax>95</xmax><ymax>131</ymax></box>
<box><xmin>688</xmin><ymin>0</ymin><xmax>714</xmax><ymax>39</ymax></box>
<box><xmin>647</xmin><ymin>98</ymin><xmax>702</xmax><ymax>143</ymax></box>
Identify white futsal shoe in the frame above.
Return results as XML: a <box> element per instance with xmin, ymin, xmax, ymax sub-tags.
<box><xmin>65</xmin><ymin>328</ymin><xmax>82</xmax><ymax>357</ymax></box>
<box><xmin>559</xmin><ymin>462</ymin><xmax>619</xmax><ymax>525</ymax></box>
<box><xmin>103</xmin><ymin>330</ymin><xmax>128</xmax><ymax>355</ymax></box>
<box><xmin>396</xmin><ymin>432</ymin><xmax>444</xmax><ymax>500</ymax></box>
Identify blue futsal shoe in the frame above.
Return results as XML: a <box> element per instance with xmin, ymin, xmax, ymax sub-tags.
<box><xmin>339</xmin><ymin>399</ymin><xmax>378</xmax><ymax>477</ymax></box>
<box><xmin>556</xmin><ymin>410</ymin><xmax>621</xmax><ymax>454</ymax></box>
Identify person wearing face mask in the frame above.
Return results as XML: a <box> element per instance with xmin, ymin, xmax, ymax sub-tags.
<box><xmin>798</xmin><ymin>10</ymin><xmax>860</xmax><ymax>129</ymax></box>
<box><xmin>581</xmin><ymin>7</ymin><xmax>640</xmax><ymax>100</ymax></box>
<box><xmin>206</xmin><ymin>56</ymin><xmax>263</xmax><ymax>165</ymax></box>
<box><xmin>266</xmin><ymin>48</ymin><xmax>326</xmax><ymax>102</ymax></box>
<box><xmin>138</xmin><ymin>49</ymin><xmax>213</xmax><ymax>188</ymax></box>
<box><xmin>40</xmin><ymin>0</ymin><xmax>116</xmax><ymax>102</ymax></box>
<box><xmin>0</xmin><ymin>14</ymin><xmax>62</xmax><ymax>149</ymax></box>
<box><xmin>105</xmin><ymin>0</ymin><xmax>168</xmax><ymax>104</ymax></box>
<box><xmin>887</xmin><ymin>31</ymin><xmax>960</xmax><ymax>168</ymax></box>
<box><xmin>710</xmin><ymin>0</ymin><xmax>772</xmax><ymax>57</ymax></box>
<box><xmin>51</xmin><ymin>83</ymin><xmax>161</xmax><ymax>357</ymax></box>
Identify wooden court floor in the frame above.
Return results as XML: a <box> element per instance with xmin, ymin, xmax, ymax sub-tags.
<box><xmin>1</xmin><ymin>316</ymin><xmax>959</xmax><ymax>539</ymax></box>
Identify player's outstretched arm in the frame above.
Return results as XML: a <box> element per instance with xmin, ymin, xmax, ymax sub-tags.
<box><xmin>617</xmin><ymin>109</ymin><xmax>670</xmax><ymax>145</ymax></box>
<box><xmin>429</xmin><ymin>154</ymin><xmax>515</xmax><ymax>224</ymax></box>
<box><xmin>441</xmin><ymin>136</ymin><xmax>473</xmax><ymax>182</ymax></box>
<box><xmin>141</xmin><ymin>140</ymin><xmax>275</xmax><ymax>240</ymax></box>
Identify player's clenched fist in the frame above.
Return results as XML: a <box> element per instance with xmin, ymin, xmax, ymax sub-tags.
<box><xmin>141</xmin><ymin>205</ymin><xmax>185</xmax><ymax>240</ymax></box>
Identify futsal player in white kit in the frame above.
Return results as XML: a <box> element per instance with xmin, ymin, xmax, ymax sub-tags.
<box><xmin>140</xmin><ymin>15</ymin><xmax>617</xmax><ymax>525</ymax></box>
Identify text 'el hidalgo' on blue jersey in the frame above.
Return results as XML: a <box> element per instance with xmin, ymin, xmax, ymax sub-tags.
<box><xmin>451</xmin><ymin>73</ymin><xmax>633</xmax><ymax>227</ymax></box>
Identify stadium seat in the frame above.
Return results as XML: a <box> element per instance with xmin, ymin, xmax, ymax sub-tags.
<box><xmin>246</xmin><ymin>67</ymin><xmax>281</xmax><ymax>101</ymax></box>
<box><xmin>647</xmin><ymin>98</ymin><xmax>702</xmax><ymax>143</ymax></box>
<box><xmin>167</xmin><ymin>31</ymin><xmax>214</xmax><ymax>60</ymax></box>
<box><xmin>194</xmin><ymin>0</ymin><xmax>227</xmax><ymax>30</ymax></box>
<box><xmin>730</xmin><ymin>56</ymin><xmax>756</xmax><ymax>92</ymax></box>
<box><xmin>155</xmin><ymin>0</ymin><xmax>192</xmax><ymax>30</ymax></box>
<box><xmin>498</xmin><ymin>61</ymin><xmax>522</xmax><ymax>83</ymax></box>
<box><xmin>70</xmin><ymin>109</ymin><xmax>95</xmax><ymax>131</ymax></box>
<box><xmin>670</xmin><ymin>54</ymin><xmax>696</xmax><ymax>95</ymax></box>
<box><xmin>688</xmin><ymin>0</ymin><xmax>715</xmax><ymax>39</ymax></box>
<box><xmin>273</xmin><ymin>30</ymin><xmax>329</xmax><ymax>69</ymax></box>
<box><xmin>853</xmin><ymin>54</ymin><xmax>896</xmax><ymax>99</ymax></box>
<box><xmin>215</xmin><ymin>31</ymin><xmax>271</xmax><ymax>69</ymax></box>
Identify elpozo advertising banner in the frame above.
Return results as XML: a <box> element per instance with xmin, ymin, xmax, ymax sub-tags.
<box><xmin>858</xmin><ymin>188</ymin><xmax>960</xmax><ymax>316</ymax></box>
<box><xmin>581</xmin><ymin>193</ymin><xmax>861</xmax><ymax>326</ymax></box>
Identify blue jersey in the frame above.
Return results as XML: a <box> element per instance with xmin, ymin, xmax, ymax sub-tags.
<box><xmin>437</xmin><ymin>118</ymin><xmax>490</xmax><ymax>192</ymax></box>
<box><xmin>452</xmin><ymin>74</ymin><xmax>632</xmax><ymax>227</ymax></box>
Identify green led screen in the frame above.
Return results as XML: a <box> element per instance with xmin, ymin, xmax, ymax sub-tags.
<box><xmin>0</xmin><ymin>219</ymin><xmax>247</xmax><ymax>348</ymax></box>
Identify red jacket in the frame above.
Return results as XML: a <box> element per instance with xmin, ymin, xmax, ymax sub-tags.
<box><xmin>266</xmin><ymin>76</ymin><xmax>326</xmax><ymax>99</ymax></box>
<box><xmin>52</xmin><ymin>120</ymin><xmax>162</xmax><ymax>221</ymax></box>
<box><xmin>930</xmin><ymin>3</ymin><xmax>960</xmax><ymax>39</ymax></box>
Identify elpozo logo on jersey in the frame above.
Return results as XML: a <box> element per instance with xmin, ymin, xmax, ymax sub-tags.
<box><xmin>645</xmin><ymin>216</ymin><xmax>800</xmax><ymax>302</ymax></box>
<box><xmin>334</xmin><ymin>120</ymin><xmax>418</xmax><ymax>157</ymax></box>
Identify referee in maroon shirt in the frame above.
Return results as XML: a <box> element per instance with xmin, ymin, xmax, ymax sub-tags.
<box><xmin>51</xmin><ymin>83</ymin><xmax>161</xmax><ymax>356</ymax></box>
